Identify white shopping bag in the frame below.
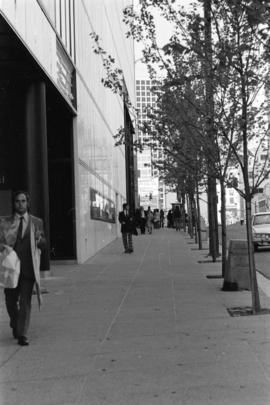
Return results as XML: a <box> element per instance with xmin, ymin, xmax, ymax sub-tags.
<box><xmin>0</xmin><ymin>247</ymin><xmax>20</xmax><ymax>288</ymax></box>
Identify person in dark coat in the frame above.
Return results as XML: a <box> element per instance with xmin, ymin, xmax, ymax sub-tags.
<box><xmin>173</xmin><ymin>206</ymin><xmax>181</xmax><ymax>231</ymax></box>
<box><xmin>160</xmin><ymin>209</ymin><xmax>165</xmax><ymax>228</ymax></box>
<box><xmin>146</xmin><ymin>206</ymin><xmax>154</xmax><ymax>234</ymax></box>
<box><xmin>139</xmin><ymin>206</ymin><xmax>146</xmax><ymax>234</ymax></box>
<box><xmin>167</xmin><ymin>210</ymin><xmax>173</xmax><ymax>228</ymax></box>
<box><xmin>118</xmin><ymin>203</ymin><xmax>134</xmax><ymax>253</ymax></box>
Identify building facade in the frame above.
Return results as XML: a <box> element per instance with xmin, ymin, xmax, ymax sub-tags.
<box><xmin>0</xmin><ymin>0</ymin><xmax>136</xmax><ymax>265</ymax></box>
<box><xmin>136</xmin><ymin>77</ymin><xmax>170</xmax><ymax>210</ymax></box>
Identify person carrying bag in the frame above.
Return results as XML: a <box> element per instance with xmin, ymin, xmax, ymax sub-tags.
<box><xmin>0</xmin><ymin>190</ymin><xmax>46</xmax><ymax>346</ymax></box>
<box><xmin>0</xmin><ymin>245</ymin><xmax>21</xmax><ymax>289</ymax></box>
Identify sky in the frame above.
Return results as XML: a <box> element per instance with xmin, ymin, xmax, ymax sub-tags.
<box><xmin>134</xmin><ymin>0</ymin><xmax>195</xmax><ymax>77</ymax></box>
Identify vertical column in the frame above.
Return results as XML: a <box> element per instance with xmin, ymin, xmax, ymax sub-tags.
<box><xmin>124</xmin><ymin>104</ymin><xmax>130</xmax><ymax>206</ymax></box>
<box><xmin>124</xmin><ymin>104</ymin><xmax>135</xmax><ymax>213</ymax></box>
<box><xmin>25</xmin><ymin>81</ymin><xmax>50</xmax><ymax>271</ymax></box>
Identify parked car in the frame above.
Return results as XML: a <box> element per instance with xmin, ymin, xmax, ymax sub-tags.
<box><xmin>252</xmin><ymin>212</ymin><xmax>270</xmax><ymax>251</ymax></box>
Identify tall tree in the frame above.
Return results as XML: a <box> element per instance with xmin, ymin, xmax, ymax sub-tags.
<box><xmin>91</xmin><ymin>0</ymin><xmax>270</xmax><ymax>312</ymax></box>
<box><xmin>210</xmin><ymin>0</ymin><xmax>270</xmax><ymax>312</ymax></box>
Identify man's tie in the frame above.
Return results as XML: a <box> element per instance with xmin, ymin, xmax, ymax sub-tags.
<box><xmin>17</xmin><ymin>216</ymin><xmax>24</xmax><ymax>241</ymax></box>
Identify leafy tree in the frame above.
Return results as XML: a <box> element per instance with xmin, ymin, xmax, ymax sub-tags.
<box><xmin>129</xmin><ymin>0</ymin><xmax>270</xmax><ymax>312</ymax></box>
<box><xmin>209</xmin><ymin>0</ymin><xmax>270</xmax><ymax>312</ymax></box>
<box><xmin>142</xmin><ymin>72</ymin><xmax>209</xmax><ymax>242</ymax></box>
<box><xmin>91</xmin><ymin>0</ymin><xmax>270</xmax><ymax>313</ymax></box>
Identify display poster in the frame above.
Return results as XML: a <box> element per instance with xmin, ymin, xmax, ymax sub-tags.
<box><xmin>90</xmin><ymin>188</ymin><xmax>116</xmax><ymax>223</ymax></box>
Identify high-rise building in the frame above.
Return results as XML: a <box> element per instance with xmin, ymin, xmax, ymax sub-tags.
<box><xmin>136</xmin><ymin>78</ymin><xmax>174</xmax><ymax>210</ymax></box>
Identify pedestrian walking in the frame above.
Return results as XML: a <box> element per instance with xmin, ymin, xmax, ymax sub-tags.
<box><xmin>146</xmin><ymin>206</ymin><xmax>154</xmax><ymax>234</ymax></box>
<box><xmin>173</xmin><ymin>206</ymin><xmax>181</xmax><ymax>231</ymax></box>
<box><xmin>160</xmin><ymin>209</ymin><xmax>165</xmax><ymax>228</ymax></box>
<box><xmin>0</xmin><ymin>190</ymin><xmax>46</xmax><ymax>346</ymax></box>
<box><xmin>139</xmin><ymin>206</ymin><xmax>146</xmax><ymax>234</ymax></box>
<box><xmin>118</xmin><ymin>203</ymin><xmax>134</xmax><ymax>253</ymax></box>
<box><xmin>153</xmin><ymin>209</ymin><xmax>160</xmax><ymax>229</ymax></box>
<box><xmin>167</xmin><ymin>210</ymin><xmax>173</xmax><ymax>228</ymax></box>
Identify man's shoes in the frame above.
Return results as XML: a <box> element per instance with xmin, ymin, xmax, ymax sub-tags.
<box><xmin>12</xmin><ymin>328</ymin><xmax>18</xmax><ymax>339</ymax></box>
<box><xmin>18</xmin><ymin>336</ymin><xmax>29</xmax><ymax>346</ymax></box>
<box><xmin>128</xmin><ymin>249</ymin><xmax>133</xmax><ymax>253</ymax></box>
<box><xmin>124</xmin><ymin>250</ymin><xmax>129</xmax><ymax>253</ymax></box>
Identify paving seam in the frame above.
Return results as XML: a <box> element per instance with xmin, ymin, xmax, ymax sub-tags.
<box><xmin>74</xmin><ymin>238</ymin><xmax>152</xmax><ymax>404</ymax></box>
<box><xmin>92</xmin><ymin>255</ymin><xmax>121</xmax><ymax>282</ymax></box>
<box><xmin>165</xmin><ymin>238</ymin><xmax>178</xmax><ymax>333</ymax></box>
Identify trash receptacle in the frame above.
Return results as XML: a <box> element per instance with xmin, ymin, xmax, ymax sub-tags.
<box><xmin>222</xmin><ymin>239</ymin><xmax>250</xmax><ymax>291</ymax></box>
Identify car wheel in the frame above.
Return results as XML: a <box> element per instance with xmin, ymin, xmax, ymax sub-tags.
<box><xmin>254</xmin><ymin>243</ymin><xmax>258</xmax><ymax>252</ymax></box>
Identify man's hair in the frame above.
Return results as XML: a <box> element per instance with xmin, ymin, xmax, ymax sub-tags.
<box><xmin>123</xmin><ymin>203</ymin><xmax>127</xmax><ymax>210</ymax></box>
<box><xmin>12</xmin><ymin>190</ymin><xmax>30</xmax><ymax>211</ymax></box>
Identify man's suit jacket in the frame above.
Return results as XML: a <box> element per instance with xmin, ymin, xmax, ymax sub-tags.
<box><xmin>0</xmin><ymin>214</ymin><xmax>46</xmax><ymax>306</ymax></box>
<box><xmin>118</xmin><ymin>210</ymin><xmax>133</xmax><ymax>233</ymax></box>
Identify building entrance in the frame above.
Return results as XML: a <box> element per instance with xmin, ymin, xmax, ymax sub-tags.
<box><xmin>46</xmin><ymin>88</ymin><xmax>76</xmax><ymax>260</ymax></box>
<box><xmin>0</xmin><ymin>15</ymin><xmax>76</xmax><ymax>264</ymax></box>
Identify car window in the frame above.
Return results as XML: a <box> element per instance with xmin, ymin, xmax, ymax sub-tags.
<box><xmin>253</xmin><ymin>215</ymin><xmax>270</xmax><ymax>225</ymax></box>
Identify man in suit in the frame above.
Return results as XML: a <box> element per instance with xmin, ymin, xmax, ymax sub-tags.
<box><xmin>0</xmin><ymin>191</ymin><xmax>46</xmax><ymax>346</ymax></box>
<box><xmin>118</xmin><ymin>203</ymin><xmax>134</xmax><ymax>253</ymax></box>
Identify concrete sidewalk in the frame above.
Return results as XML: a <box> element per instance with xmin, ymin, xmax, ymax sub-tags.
<box><xmin>0</xmin><ymin>229</ymin><xmax>270</xmax><ymax>405</ymax></box>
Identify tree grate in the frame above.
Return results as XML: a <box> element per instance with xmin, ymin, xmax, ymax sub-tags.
<box><xmin>227</xmin><ymin>307</ymin><xmax>270</xmax><ymax>317</ymax></box>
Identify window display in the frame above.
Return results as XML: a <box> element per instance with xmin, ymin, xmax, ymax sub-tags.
<box><xmin>90</xmin><ymin>188</ymin><xmax>115</xmax><ymax>223</ymax></box>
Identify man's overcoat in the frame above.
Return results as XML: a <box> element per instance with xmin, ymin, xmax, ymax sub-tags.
<box><xmin>0</xmin><ymin>215</ymin><xmax>46</xmax><ymax>306</ymax></box>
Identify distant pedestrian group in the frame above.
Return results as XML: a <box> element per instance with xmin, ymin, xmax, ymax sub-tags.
<box><xmin>167</xmin><ymin>205</ymin><xmax>188</xmax><ymax>231</ymax></box>
<box><xmin>118</xmin><ymin>203</ymin><xmax>188</xmax><ymax>255</ymax></box>
<box><xmin>120</xmin><ymin>206</ymin><xmax>166</xmax><ymax>244</ymax></box>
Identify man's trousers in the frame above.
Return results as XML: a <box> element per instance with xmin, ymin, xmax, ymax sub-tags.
<box><xmin>122</xmin><ymin>232</ymin><xmax>133</xmax><ymax>252</ymax></box>
<box><xmin>4</xmin><ymin>277</ymin><xmax>35</xmax><ymax>337</ymax></box>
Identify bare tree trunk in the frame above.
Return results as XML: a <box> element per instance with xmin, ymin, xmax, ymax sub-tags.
<box><xmin>208</xmin><ymin>179</ymin><xmax>217</xmax><ymax>262</ymax></box>
<box><xmin>220</xmin><ymin>178</ymin><xmax>227</xmax><ymax>277</ymax></box>
<box><xmin>193</xmin><ymin>197</ymin><xmax>198</xmax><ymax>244</ymax></box>
<box><xmin>182</xmin><ymin>193</ymin><xmax>187</xmax><ymax>232</ymax></box>
<box><xmin>204</xmin><ymin>0</ymin><xmax>219</xmax><ymax>262</ymax></box>
<box><xmin>196</xmin><ymin>181</ymin><xmax>202</xmax><ymax>250</ymax></box>
<box><xmin>245</xmin><ymin>199</ymin><xmax>261</xmax><ymax>313</ymax></box>
<box><xmin>187</xmin><ymin>194</ymin><xmax>193</xmax><ymax>238</ymax></box>
<box><xmin>237</xmin><ymin>29</ymin><xmax>261</xmax><ymax>313</ymax></box>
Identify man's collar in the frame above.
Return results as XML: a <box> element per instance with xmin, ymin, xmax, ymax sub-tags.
<box><xmin>15</xmin><ymin>212</ymin><xmax>29</xmax><ymax>221</ymax></box>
